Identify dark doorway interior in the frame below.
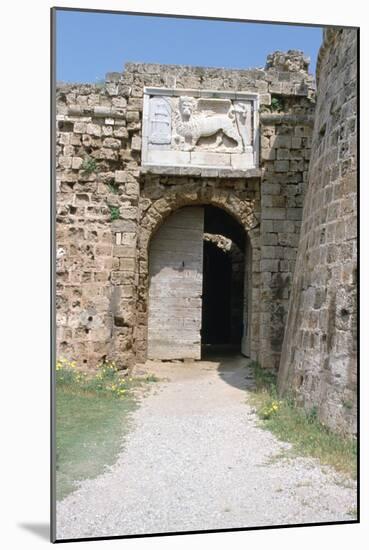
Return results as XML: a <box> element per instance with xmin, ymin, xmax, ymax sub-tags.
<box><xmin>201</xmin><ymin>206</ymin><xmax>245</xmax><ymax>355</ymax></box>
<box><xmin>202</xmin><ymin>240</ymin><xmax>232</xmax><ymax>345</ymax></box>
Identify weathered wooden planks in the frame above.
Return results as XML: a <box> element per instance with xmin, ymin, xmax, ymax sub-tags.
<box><xmin>147</xmin><ymin>207</ymin><xmax>204</xmax><ymax>360</ymax></box>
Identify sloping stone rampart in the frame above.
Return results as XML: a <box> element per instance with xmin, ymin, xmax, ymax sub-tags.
<box><xmin>278</xmin><ymin>29</ymin><xmax>357</xmax><ymax>435</ymax></box>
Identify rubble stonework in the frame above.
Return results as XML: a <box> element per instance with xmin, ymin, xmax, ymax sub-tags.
<box><xmin>56</xmin><ymin>51</ymin><xmax>315</xmax><ymax>372</ymax></box>
<box><xmin>278</xmin><ymin>29</ymin><xmax>357</xmax><ymax>434</ymax></box>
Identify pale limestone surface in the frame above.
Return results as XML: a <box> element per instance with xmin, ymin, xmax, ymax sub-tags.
<box><xmin>142</xmin><ymin>88</ymin><xmax>259</xmax><ymax>169</ymax></box>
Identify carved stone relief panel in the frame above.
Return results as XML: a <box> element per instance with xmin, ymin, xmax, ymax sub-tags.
<box><xmin>142</xmin><ymin>88</ymin><xmax>259</xmax><ymax>170</ymax></box>
<box><xmin>148</xmin><ymin>97</ymin><xmax>171</xmax><ymax>145</ymax></box>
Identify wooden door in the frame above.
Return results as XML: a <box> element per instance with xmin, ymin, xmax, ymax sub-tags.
<box><xmin>147</xmin><ymin>207</ymin><xmax>204</xmax><ymax>360</ymax></box>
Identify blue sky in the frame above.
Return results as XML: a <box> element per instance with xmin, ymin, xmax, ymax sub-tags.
<box><xmin>56</xmin><ymin>9</ymin><xmax>323</xmax><ymax>83</ymax></box>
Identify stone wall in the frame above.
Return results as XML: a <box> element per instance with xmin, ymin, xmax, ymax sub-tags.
<box><xmin>278</xmin><ymin>29</ymin><xmax>358</xmax><ymax>434</ymax></box>
<box><xmin>56</xmin><ymin>52</ymin><xmax>315</xmax><ymax>371</ymax></box>
<box><xmin>259</xmin><ymin>108</ymin><xmax>313</xmax><ymax>369</ymax></box>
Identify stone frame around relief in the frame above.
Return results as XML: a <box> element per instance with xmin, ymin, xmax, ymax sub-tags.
<box><xmin>142</xmin><ymin>87</ymin><xmax>260</xmax><ymax>171</ymax></box>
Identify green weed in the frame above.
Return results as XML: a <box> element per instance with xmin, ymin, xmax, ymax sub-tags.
<box><xmin>108</xmin><ymin>205</ymin><xmax>120</xmax><ymax>221</ymax></box>
<box><xmin>81</xmin><ymin>156</ymin><xmax>97</xmax><ymax>174</ymax></box>
<box><xmin>55</xmin><ymin>358</ymin><xmax>158</xmax><ymax>500</ymax></box>
<box><xmin>248</xmin><ymin>362</ymin><xmax>357</xmax><ymax>479</ymax></box>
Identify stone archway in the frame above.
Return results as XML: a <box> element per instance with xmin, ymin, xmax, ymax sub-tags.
<box><xmin>133</xmin><ymin>184</ymin><xmax>260</xmax><ymax>362</ymax></box>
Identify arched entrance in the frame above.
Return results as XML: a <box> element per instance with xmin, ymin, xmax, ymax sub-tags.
<box><xmin>146</xmin><ymin>204</ymin><xmax>252</xmax><ymax>360</ymax></box>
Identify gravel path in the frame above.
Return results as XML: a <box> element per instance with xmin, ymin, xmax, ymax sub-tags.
<box><xmin>56</xmin><ymin>354</ymin><xmax>357</xmax><ymax>540</ymax></box>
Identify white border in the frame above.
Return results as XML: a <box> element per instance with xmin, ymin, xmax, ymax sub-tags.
<box><xmin>2</xmin><ymin>2</ymin><xmax>366</xmax><ymax>550</ymax></box>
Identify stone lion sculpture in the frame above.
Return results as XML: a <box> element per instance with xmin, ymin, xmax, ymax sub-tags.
<box><xmin>173</xmin><ymin>96</ymin><xmax>243</xmax><ymax>151</ymax></box>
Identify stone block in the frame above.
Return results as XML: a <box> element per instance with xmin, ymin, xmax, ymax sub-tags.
<box><xmin>58</xmin><ymin>156</ymin><xmax>72</xmax><ymax>169</ymax></box>
<box><xmin>115</xmin><ymin>170</ymin><xmax>127</xmax><ymax>183</ymax></box>
<box><xmin>127</xmin><ymin>97</ymin><xmax>143</xmax><ymax>110</ymax></box>
<box><xmin>63</xmin><ymin>145</ymin><xmax>75</xmax><ymax>157</ymax></box>
<box><xmin>261</xmin><ymin>233</ymin><xmax>278</xmax><ymax>246</ymax></box>
<box><xmin>86</xmin><ymin>123</ymin><xmax>101</xmax><ymax>137</ymax></box>
<box><xmin>291</xmin><ymin>137</ymin><xmax>302</xmax><ymax>149</ymax></box>
<box><xmin>121</xmin><ymin>232</ymin><xmax>136</xmax><ymax>246</ymax></box>
<box><xmin>113</xmin><ymin>245</ymin><xmax>136</xmax><ymax>258</ymax></box>
<box><xmin>260</xmin><ymin>220</ymin><xmax>274</xmax><ymax>233</ymax></box>
<box><xmin>287</xmin><ymin>208</ymin><xmax>303</xmax><ymax>220</ymax></box>
<box><xmin>106</xmin><ymin>83</ymin><xmax>118</xmax><ymax>96</ymax></box>
<box><xmin>125</xmin><ymin>181</ymin><xmax>139</xmax><ymax>196</ymax></box>
<box><xmin>261</xmin><ymin>259</ymin><xmax>279</xmax><ymax>272</ymax></box>
<box><xmin>256</xmin><ymin>81</ymin><xmax>268</xmax><ymax>92</ymax></box>
<box><xmin>126</xmin><ymin>111</ymin><xmax>140</xmax><ymax>123</ymax></box>
<box><xmin>269</xmin><ymin>82</ymin><xmax>282</xmax><ymax>94</ymax></box>
<box><xmin>262</xmin><ymin>208</ymin><xmax>286</xmax><ymax>220</ymax></box>
<box><xmin>75</xmin><ymin>193</ymin><xmax>90</xmax><ymax>204</ymax></box>
<box><xmin>290</xmin><ymin>160</ymin><xmax>304</xmax><ymax>172</ymax></box>
<box><xmin>147</xmin><ymin>149</ymin><xmax>190</xmax><ymax>166</ymax></box>
<box><xmin>277</xmin><ymin>148</ymin><xmax>290</xmax><ymax>160</ymax></box>
<box><xmin>119</xmin><ymin>258</ymin><xmax>136</xmax><ymax>271</ymax></box>
<box><xmin>72</xmin><ymin>157</ymin><xmax>83</xmax><ymax>170</ymax></box>
<box><xmin>263</xmin><ymin>195</ymin><xmax>286</xmax><ymax>208</ymax></box>
<box><xmin>262</xmin><ymin>182</ymin><xmax>281</xmax><ymax>195</ymax></box>
<box><xmin>191</xmin><ymin>151</ymin><xmax>231</xmax><ymax>167</ymax></box>
<box><xmin>73</xmin><ymin>122</ymin><xmax>87</xmax><ymax>134</ymax></box>
<box><xmin>259</xmin><ymin>93</ymin><xmax>271</xmax><ymax>105</ymax></box>
<box><xmin>271</xmin><ymin>195</ymin><xmax>286</xmax><ymax>208</ymax></box>
<box><xmin>273</xmin><ymin>220</ymin><xmax>296</xmax><ymax>233</ymax></box>
<box><xmin>119</xmin><ymin>207</ymin><xmax>138</xmax><ymax>220</ymax></box>
<box><xmin>113</xmin><ymin>126</ymin><xmax>128</xmax><ymax>139</ymax></box>
<box><xmin>274</xmin><ymin>160</ymin><xmax>290</xmax><ymax>172</ymax></box>
<box><xmin>279</xmin><ymin>260</ymin><xmax>290</xmax><ymax>272</ymax></box>
<box><xmin>121</xmin><ymin>284</ymin><xmax>134</xmax><ymax>297</ymax></box>
<box><xmin>278</xmin><ymin>233</ymin><xmax>300</xmax><ymax>247</ymax></box>
<box><xmin>270</xmin><ymin>135</ymin><xmax>292</xmax><ymax>148</ymax></box>
<box><xmin>95</xmin><ymin>147</ymin><xmax>117</xmax><ymax>161</ymax></box>
<box><xmin>94</xmin><ymin>244</ymin><xmax>112</xmax><ymax>257</ymax></box>
<box><xmin>261</xmin><ymin>246</ymin><xmax>279</xmax><ymax>259</ymax></box>
<box><xmin>103</xmin><ymin>138</ymin><xmax>121</xmax><ymax>149</ymax></box>
<box><xmin>261</xmin><ymin>136</ymin><xmax>270</xmax><ymax>148</ymax></box>
<box><xmin>294</xmin><ymin>126</ymin><xmax>309</xmax><ymax>137</ymax></box>
<box><xmin>261</xmin><ymin>147</ymin><xmax>276</xmax><ymax>161</ymax></box>
<box><xmin>230</xmin><ymin>153</ymin><xmax>254</xmax><ymax>169</ymax></box>
<box><xmin>102</xmin><ymin>125</ymin><xmax>113</xmax><ymax>136</ymax></box>
<box><xmin>70</xmin><ymin>135</ymin><xmax>82</xmax><ymax>146</ymax></box>
<box><xmin>131</xmin><ymin>136</ymin><xmax>142</xmax><ymax>151</ymax></box>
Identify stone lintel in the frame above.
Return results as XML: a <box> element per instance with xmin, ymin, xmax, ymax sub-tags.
<box><xmin>65</xmin><ymin>106</ymin><xmax>126</xmax><ymax>119</ymax></box>
<box><xmin>139</xmin><ymin>165</ymin><xmax>262</xmax><ymax>179</ymax></box>
<box><xmin>144</xmin><ymin>86</ymin><xmax>259</xmax><ymax>102</ymax></box>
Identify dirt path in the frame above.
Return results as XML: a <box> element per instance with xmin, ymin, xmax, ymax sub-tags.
<box><xmin>56</xmin><ymin>354</ymin><xmax>356</xmax><ymax>540</ymax></box>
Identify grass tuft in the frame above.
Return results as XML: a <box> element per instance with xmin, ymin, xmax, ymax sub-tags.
<box><xmin>81</xmin><ymin>155</ymin><xmax>97</xmax><ymax>175</ymax></box>
<box><xmin>248</xmin><ymin>361</ymin><xmax>357</xmax><ymax>479</ymax></box>
<box><xmin>55</xmin><ymin>358</ymin><xmax>158</xmax><ymax>500</ymax></box>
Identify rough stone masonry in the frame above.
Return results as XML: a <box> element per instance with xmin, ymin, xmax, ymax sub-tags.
<box><xmin>278</xmin><ymin>28</ymin><xmax>357</xmax><ymax>435</ymax></box>
<box><xmin>55</xmin><ymin>32</ymin><xmax>357</xmax><ymax>434</ymax></box>
<box><xmin>56</xmin><ymin>49</ymin><xmax>314</xmax><ymax>369</ymax></box>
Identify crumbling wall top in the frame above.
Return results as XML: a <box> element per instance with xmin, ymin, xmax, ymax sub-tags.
<box><xmin>265</xmin><ymin>50</ymin><xmax>310</xmax><ymax>73</ymax></box>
